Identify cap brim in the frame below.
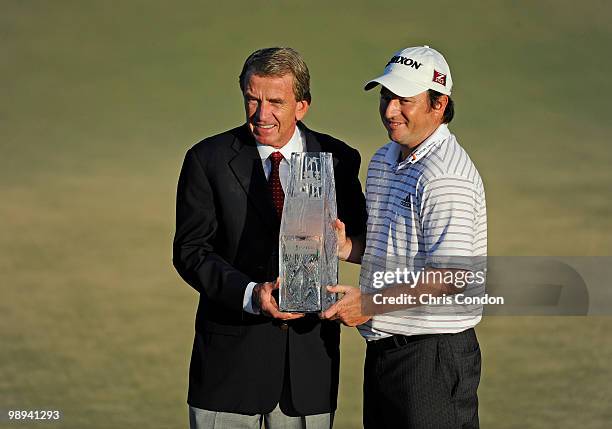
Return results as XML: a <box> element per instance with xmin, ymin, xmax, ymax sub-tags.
<box><xmin>364</xmin><ymin>73</ymin><xmax>430</xmax><ymax>97</ymax></box>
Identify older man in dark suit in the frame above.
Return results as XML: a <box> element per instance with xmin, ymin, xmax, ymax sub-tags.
<box><xmin>173</xmin><ymin>47</ymin><xmax>367</xmax><ymax>429</ymax></box>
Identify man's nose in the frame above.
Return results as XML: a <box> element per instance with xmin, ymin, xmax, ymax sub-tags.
<box><xmin>384</xmin><ymin>98</ymin><xmax>400</xmax><ymax>118</ymax></box>
<box><xmin>256</xmin><ymin>101</ymin><xmax>272</xmax><ymax>121</ymax></box>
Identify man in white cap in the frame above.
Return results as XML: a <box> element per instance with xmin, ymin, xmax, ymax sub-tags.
<box><xmin>322</xmin><ymin>46</ymin><xmax>486</xmax><ymax>428</ymax></box>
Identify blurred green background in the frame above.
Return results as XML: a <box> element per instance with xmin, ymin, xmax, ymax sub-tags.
<box><xmin>2</xmin><ymin>1</ymin><xmax>612</xmax><ymax>428</ymax></box>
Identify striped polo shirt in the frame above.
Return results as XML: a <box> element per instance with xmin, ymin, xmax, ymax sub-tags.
<box><xmin>358</xmin><ymin>123</ymin><xmax>487</xmax><ymax>339</ymax></box>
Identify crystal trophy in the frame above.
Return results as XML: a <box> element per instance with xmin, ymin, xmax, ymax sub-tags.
<box><xmin>279</xmin><ymin>152</ymin><xmax>338</xmax><ymax>312</ymax></box>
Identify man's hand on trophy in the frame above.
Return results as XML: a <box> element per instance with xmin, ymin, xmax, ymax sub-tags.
<box><xmin>320</xmin><ymin>285</ymin><xmax>371</xmax><ymax>327</ymax></box>
<box><xmin>334</xmin><ymin>219</ymin><xmax>352</xmax><ymax>261</ymax></box>
<box><xmin>253</xmin><ymin>279</ymin><xmax>305</xmax><ymax>320</ymax></box>
<box><xmin>333</xmin><ymin>219</ymin><xmax>365</xmax><ymax>264</ymax></box>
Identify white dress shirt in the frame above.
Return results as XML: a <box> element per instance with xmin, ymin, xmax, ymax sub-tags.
<box><xmin>243</xmin><ymin>126</ymin><xmax>306</xmax><ymax>314</ymax></box>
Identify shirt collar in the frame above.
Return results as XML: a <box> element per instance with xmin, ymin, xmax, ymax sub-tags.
<box><xmin>256</xmin><ymin>126</ymin><xmax>305</xmax><ymax>161</ymax></box>
<box><xmin>384</xmin><ymin>123</ymin><xmax>451</xmax><ymax>170</ymax></box>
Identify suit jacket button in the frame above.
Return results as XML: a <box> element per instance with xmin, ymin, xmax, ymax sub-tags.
<box><xmin>280</xmin><ymin>322</ymin><xmax>288</xmax><ymax>331</ymax></box>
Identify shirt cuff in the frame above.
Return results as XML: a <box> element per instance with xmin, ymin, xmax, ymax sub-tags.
<box><xmin>243</xmin><ymin>282</ymin><xmax>260</xmax><ymax>315</ymax></box>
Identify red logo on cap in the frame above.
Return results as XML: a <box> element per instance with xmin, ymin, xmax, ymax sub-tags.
<box><xmin>433</xmin><ymin>70</ymin><xmax>446</xmax><ymax>86</ymax></box>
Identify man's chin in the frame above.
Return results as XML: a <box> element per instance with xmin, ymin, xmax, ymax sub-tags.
<box><xmin>248</xmin><ymin>128</ymin><xmax>274</xmax><ymax>146</ymax></box>
<box><xmin>253</xmin><ymin>134</ymin><xmax>283</xmax><ymax>148</ymax></box>
<box><xmin>387</xmin><ymin>130</ymin><xmax>403</xmax><ymax>143</ymax></box>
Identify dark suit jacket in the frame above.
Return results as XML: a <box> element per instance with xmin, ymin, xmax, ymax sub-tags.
<box><xmin>173</xmin><ymin>122</ymin><xmax>367</xmax><ymax>415</ymax></box>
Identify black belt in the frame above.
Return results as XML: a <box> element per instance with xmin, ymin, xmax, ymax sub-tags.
<box><xmin>367</xmin><ymin>333</ymin><xmax>440</xmax><ymax>352</ymax></box>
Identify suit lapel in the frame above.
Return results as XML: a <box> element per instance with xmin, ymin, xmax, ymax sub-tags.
<box><xmin>300</xmin><ymin>122</ymin><xmax>339</xmax><ymax>169</ymax></box>
<box><xmin>228</xmin><ymin>126</ymin><xmax>278</xmax><ymax>232</ymax></box>
<box><xmin>301</xmin><ymin>122</ymin><xmax>322</xmax><ymax>153</ymax></box>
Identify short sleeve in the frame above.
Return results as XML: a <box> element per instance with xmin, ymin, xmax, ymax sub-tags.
<box><xmin>419</xmin><ymin>175</ymin><xmax>483</xmax><ymax>269</ymax></box>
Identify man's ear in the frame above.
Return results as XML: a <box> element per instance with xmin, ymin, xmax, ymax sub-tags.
<box><xmin>433</xmin><ymin>95</ymin><xmax>448</xmax><ymax>118</ymax></box>
<box><xmin>295</xmin><ymin>100</ymin><xmax>310</xmax><ymax>121</ymax></box>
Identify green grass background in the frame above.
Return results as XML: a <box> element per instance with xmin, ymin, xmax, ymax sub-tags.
<box><xmin>2</xmin><ymin>1</ymin><xmax>612</xmax><ymax>427</ymax></box>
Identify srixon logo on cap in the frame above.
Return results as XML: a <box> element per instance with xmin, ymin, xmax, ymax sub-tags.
<box><xmin>433</xmin><ymin>70</ymin><xmax>447</xmax><ymax>86</ymax></box>
<box><xmin>386</xmin><ymin>56</ymin><xmax>423</xmax><ymax>69</ymax></box>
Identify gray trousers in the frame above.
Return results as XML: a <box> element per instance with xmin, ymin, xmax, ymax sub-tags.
<box><xmin>189</xmin><ymin>404</ymin><xmax>333</xmax><ymax>429</ymax></box>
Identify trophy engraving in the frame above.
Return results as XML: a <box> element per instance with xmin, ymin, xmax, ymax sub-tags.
<box><xmin>279</xmin><ymin>152</ymin><xmax>338</xmax><ymax>312</ymax></box>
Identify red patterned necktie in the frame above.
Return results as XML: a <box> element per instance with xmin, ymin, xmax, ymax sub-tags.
<box><xmin>268</xmin><ymin>151</ymin><xmax>285</xmax><ymax>219</ymax></box>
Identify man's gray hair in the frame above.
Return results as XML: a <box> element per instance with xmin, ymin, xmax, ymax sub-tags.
<box><xmin>239</xmin><ymin>47</ymin><xmax>311</xmax><ymax>103</ymax></box>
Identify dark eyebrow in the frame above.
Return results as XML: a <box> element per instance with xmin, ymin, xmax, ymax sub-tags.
<box><xmin>268</xmin><ymin>98</ymin><xmax>284</xmax><ymax>103</ymax></box>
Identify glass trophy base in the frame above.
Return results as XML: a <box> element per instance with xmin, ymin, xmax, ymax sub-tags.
<box><xmin>280</xmin><ymin>235</ymin><xmax>322</xmax><ymax>313</ymax></box>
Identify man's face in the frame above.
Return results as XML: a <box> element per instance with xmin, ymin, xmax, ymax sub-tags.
<box><xmin>243</xmin><ymin>73</ymin><xmax>309</xmax><ymax>149</ymax></box>
<box><xmin>379</xmin><ymin>87</ymin><xmax>444</xmax><ymax>149</ymax></box>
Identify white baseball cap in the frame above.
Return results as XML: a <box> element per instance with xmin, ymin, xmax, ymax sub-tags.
<box><xmin>364</xmin><ymin>45</ymin><xmax>453</xmax><ymax>97</ymax></box>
